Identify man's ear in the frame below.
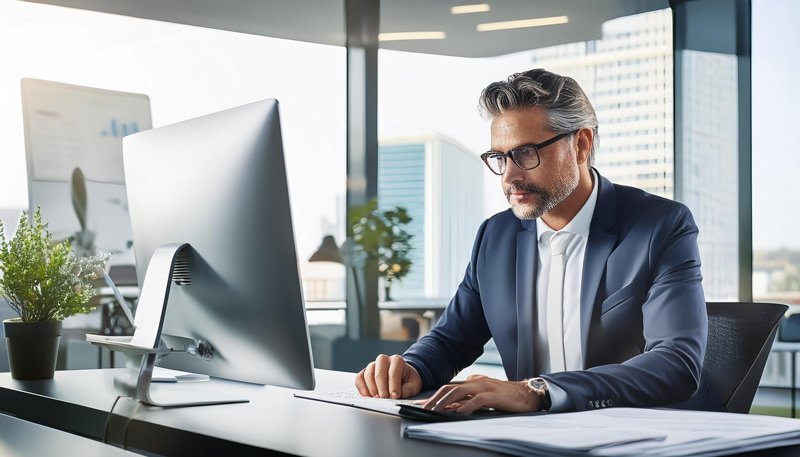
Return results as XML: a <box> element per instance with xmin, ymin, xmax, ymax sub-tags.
<box><xmin>575</xmin><ymin>128</ymin><xmax>593</xmax><ymax>165</ymax></box>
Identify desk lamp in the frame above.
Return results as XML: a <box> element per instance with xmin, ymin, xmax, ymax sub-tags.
<box><xmin>309</xmin><ymin>235</ymin><xmax>364</xmax><ymax>334</ymax></box>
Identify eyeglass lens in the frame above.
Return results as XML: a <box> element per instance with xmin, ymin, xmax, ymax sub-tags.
<box><xmin>485</xmin><ymin>146</ymin><xmax>539</xmax><ymax>174</ymax></box>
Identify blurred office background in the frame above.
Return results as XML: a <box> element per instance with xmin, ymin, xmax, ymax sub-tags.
<box><xmin>0</xmin><ymin>0</ymin><xmax>798</xmax><ymax>414</ymax></box>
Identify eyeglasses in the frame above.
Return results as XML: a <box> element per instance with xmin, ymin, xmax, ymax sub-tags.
<box><xmin>480</xmin><ymin>130</ymin><xmax>578</xmax><ymax>176</ymax></box>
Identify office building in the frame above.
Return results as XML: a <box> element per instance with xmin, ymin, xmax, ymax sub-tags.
<box><xmin>527</xmin><ymin>9</ymin><xmax>738</xmax><ymax>300</ymax></box>
<box><xmin>378</xmin><ymin>134</ymin><xmax>483</xmax><ymax>299</ymax></box>
<box><xmin>529</xmin><ymin>9</ymin><xmax>673</xmax><ymax>197</ymax></box>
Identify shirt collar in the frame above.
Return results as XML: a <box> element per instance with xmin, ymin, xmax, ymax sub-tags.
<box><xmin>536</xmin><ymin>168</ymin><xmax>599</xmax><ymax>242</ymax></box>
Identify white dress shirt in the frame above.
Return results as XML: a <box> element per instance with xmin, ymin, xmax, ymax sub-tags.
<box><xmin>534</xmin><ymin>170</ymin><xmax>599</xmax><ymax>410</ymax></box>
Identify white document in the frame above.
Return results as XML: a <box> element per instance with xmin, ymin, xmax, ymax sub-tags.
<box><xmin>405</xmin><ymin>407</ymin><xmax>800</xmax><ymax>457</ymax></box>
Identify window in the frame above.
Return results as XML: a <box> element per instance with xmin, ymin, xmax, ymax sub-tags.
<box><xmin>752</xmin><ymin>0</ymin><xmax>800</xmax><ymax>307</ymax></box>
<box><xmin>377</xmin><ymin>9</ymin><xmax>673</xmax><ymax>301</ymax></box>
<box><xmin>0</xmin><ymin>2</ymin><xmax>347</xmax><ymax>323</ymax></box>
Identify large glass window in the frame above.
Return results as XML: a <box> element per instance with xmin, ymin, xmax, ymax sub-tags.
<box><xmin>752</xmin><ymin>0</ymin><xmax>800</xmax><ymax>413</ymax></box>
<box><xmin>678</xmin><ymin>50</ymin><xmax>739</xmax><ymax>301</ymax></box>
<box><xmin>752</xmin><ymin>0</ymin><xmax>800</xmax><ymax>307</ymax></box>
<box><xmin>0</xmin><ymin>1</ymin><xmax>347</xmax><ymax>322</ymax></box>
<box><xmin>377</xmin><ymin>9</ymin><xmax>673</xmax><ymax>302</ymax></box>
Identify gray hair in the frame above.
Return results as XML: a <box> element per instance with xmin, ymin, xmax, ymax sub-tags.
<box><xmin>479</xmin><ymin>69</ymin><xmax>599</xmax><ymax>165</ymax></box>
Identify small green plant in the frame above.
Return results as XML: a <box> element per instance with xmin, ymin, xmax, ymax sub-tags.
<box><xmin>0</xmin><ymin>208</ymin><xmax>107</xmax><ymax>322</ymax></box>
<box><xmin>349</xmin><ymin>199</ymin><xmax>413</xmax><ymax>290</ymax></box>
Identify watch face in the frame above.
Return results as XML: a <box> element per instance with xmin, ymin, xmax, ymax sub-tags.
<box><xmin>528</xmin><ymin>378</ymin><xmax>546</xmax><ymax>392</ymax></box>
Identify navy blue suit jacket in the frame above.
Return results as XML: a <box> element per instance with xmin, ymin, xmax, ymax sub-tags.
<box><xmin>404</xmin><ymin>172</ymin><xmax>718</xmax><ymax>412</ymax></box>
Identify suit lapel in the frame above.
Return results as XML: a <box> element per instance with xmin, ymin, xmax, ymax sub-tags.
<box><xmin>580</xmin><ymin>171</ymin><xmax>618</xmax><ymax>362</ymax></box>
<box><xmin>515</xmin><ymin>220</ymin><xmax>537</xmax><ymax>380</ymax></box>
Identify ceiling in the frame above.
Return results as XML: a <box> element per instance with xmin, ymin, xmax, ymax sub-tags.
<box><xmin>25</xmin><ymin>0</ymin><xmax>669</xmax><ymax>58</ymax></box>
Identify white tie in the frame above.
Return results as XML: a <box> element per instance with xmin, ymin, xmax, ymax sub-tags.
<box><xmin>547</xmin><ymin>232</ymin><xmax>570</xmax><ymax>373</ymax></box>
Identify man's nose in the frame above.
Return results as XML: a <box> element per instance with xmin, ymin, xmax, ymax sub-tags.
<box><xmin>502</xmin><ymin>158</ymin><xmax>526</xmax><ymax>183</ymax></box>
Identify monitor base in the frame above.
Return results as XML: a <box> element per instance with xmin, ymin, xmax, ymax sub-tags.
<box><xmin>90</xmin><ymin>243</ymin><xmax>248</xmax><ymax>407</ymax></box>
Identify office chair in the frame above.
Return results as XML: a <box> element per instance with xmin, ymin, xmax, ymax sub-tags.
<box><xmin>703</xmin><ymin>302</ymin><xmax>788</xmax><ymax>413</ymax></box>
<box><xmin>779</xmin><ymin>313</ymin><xmax>800</xmax><ymax>342</ymax></box>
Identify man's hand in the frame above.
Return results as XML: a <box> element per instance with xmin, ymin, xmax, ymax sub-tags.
<box><xmin>422</xmin><ymin>374</ymin><xmax>540</xmax><ymax>414</ymax></box>
<box><xmin>355</xmin><ymin>354</ymin><xmax>422</xmax><ymax>399</ymax></box>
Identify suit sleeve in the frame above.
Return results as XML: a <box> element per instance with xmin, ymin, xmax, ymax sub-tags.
<box><xmin>541</xmin><ymin>203</ymin><xmax>707</xmax><ymax>411</ymax></box>
<box><xmin>403</xmin><ymin>219</ymin><xmax>493</xmax><ymax>391</ymax></box>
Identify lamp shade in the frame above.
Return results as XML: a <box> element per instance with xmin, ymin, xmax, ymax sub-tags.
<box><xmin>308</xmin><ymin>235</ymin><xmax>344</xmax><ymax>264</ymax></box>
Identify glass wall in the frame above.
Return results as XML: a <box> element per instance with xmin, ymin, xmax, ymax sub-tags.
<box><xmin>0</xmin><ymin>1</ymin><xmax>347</xmax><ymax>323</ymax></box>
<box><xmin>678</xmin><ymin>50</ymin><xmax>740</xmax><ymax>301</ymax></box>
<box><xmin>376</xmin><ymin>9</ymin><xmax>674</xmax><ymax>302</ymax></box>
<box><xmin>752</xmin><ymin>0</ymin><xmax>800</xmax><ymax>307</ymax></box>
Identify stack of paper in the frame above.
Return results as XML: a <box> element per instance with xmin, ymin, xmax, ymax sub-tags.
<box><xmin>404</xmin><ymin>408</ymin><xmax>800</xmax><ymax>456</ymax></box>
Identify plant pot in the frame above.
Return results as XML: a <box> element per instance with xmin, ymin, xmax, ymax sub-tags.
<box><xmin>3</xmin><ymin>318</ymin><xmax>62</xmax><ymax>380</ymax></box>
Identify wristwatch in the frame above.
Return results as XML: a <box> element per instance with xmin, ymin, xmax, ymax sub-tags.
<box><xmin>526</xmin><ymin>377</ymin><xmax>552</xmax><ymax>411</ymax></box>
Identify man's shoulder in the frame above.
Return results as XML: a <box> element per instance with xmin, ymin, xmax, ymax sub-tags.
<box><xmin>485</xmin><ymin>208</ymin><xmax>518</xmax><ymax>224</ymax></box>
<box><xmin>482</xmin><ymin>208</ymin><xmax>524</xmax><ymax>233</ymax></box>
<box><xmin>611</xmin><ymin>182</ymin><xmax>691</xmax><ymax>216</ymax></box>
<box><xmin>609</xmin><ymin>181</ymin><xmax>695</xmax><ymax>230</ymax></box>
<box><xmin>468</xmin><ymin>209</ymin><xmax>526</xmax><ymax>247</ymax></box>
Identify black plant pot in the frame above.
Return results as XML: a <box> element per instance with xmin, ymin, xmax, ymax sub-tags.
<box><xmin>3</xmin><ymin>318</ymin><xmax>62</xmax><ymax>380</ymax></box>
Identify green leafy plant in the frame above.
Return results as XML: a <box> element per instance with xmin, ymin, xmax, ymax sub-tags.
<box><xmin>0</xmin><ymin>208</ymin><xmax>107</xmax><ymax>322</ymax></box>
<box><xmin>349</xmin><ymin>199</ymin><xmax>413</xmax><ymax>290</ymax></box>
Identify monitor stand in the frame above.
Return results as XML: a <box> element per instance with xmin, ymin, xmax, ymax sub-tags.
<box><xmin>88</xmin><ymin>243</ymin><xmax>248</xmax><ymax>407</ymax></box>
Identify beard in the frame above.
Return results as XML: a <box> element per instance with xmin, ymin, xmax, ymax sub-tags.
<box><xmin>504</xmin><ymin>162</ymin><xmax>579</xmax><ymax>220</ymax></box>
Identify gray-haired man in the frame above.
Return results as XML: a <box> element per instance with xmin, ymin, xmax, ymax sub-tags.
<box><xmin>356</xmin><ymin>69</ymin><xmax>715</xmax><ymax>414</ymax></box>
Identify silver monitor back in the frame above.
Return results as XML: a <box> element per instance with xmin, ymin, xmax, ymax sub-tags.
<box><xmin>122</xmin><ymin>99</ymin><xmax>314</xmax><ymax>390</ymax></box>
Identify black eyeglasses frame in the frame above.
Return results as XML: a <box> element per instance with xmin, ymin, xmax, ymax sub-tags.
<box><xmin>480</xmin><ymin>130</ymin><xmax>579</xmax><ymax>176</ymax></box>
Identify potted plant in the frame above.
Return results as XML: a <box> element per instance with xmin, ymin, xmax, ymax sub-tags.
<box><xmin>0</xmin><ymin>208</ymin><xmax>107</xmax><ymax>380</ymax></box>
<box><xmin>349</xmin><ymin>198</ymin><xmax>413</xmax><ymax>301</ymax></box>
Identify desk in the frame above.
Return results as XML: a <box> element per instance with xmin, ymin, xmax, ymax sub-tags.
<box><xmin>0</xmin><ymin>369</ymin><xmax>797</xmax><ymax>457</ymax></box>
<box><xmin>0</xmin><ymin>369</ymin><xmax>498</xmax><ymax>457</ymax></box>
<box><xmin>0</xmin><ymin>412</ymin><xmax>137</xmax><ymax>456</ymax></box>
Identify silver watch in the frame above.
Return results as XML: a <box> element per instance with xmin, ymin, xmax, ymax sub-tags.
<box><xmin>526</xmin><ymin>377</ymin><xmax>552</xmax><ymax>411</ymax></box>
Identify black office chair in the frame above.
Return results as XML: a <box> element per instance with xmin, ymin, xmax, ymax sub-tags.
<box><xmin>703</xmin><ymin>302</ymin><xmax>788</xmax><ymax>413</ymax></box>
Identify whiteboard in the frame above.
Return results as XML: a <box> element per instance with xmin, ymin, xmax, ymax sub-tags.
<box><xmin>21</xmin><ymin>78</ymin><xmax>152</xmax><ymax>257</ymax></box>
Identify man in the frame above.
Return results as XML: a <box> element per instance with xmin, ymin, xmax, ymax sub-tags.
<box><xmin>356</xmin><ymin>69</ymin><xmax>716</xmax><ymax>414</ymax></box>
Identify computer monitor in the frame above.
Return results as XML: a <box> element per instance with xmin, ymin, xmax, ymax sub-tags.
<box><xmin>21</xmin><ymin>78</ymin><xmax>151</xmax><ymax>262</ymax></box>
<box><xmin>121</xmin><ymin>99</ymin><xmax>315</xmax><ymax>392</ymax></box>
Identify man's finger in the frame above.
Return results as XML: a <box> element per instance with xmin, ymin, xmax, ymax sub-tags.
<box><xmin>465</xmin><ymin>373</ymin><xmax>489</xmax><ymax>381</ymax></box>
<box><xmin>455</xmin><ymin>393</ymin><xmax>491</xmax><ymax>414</ymax></box>
<box><xmin>430</xmin><ymin>385</ymin><xmax>476</xmax><ymax>412</ymax></box>
<box><xmin>355</xmin><ymin>369</ymin><xmax>369</xmax><ymax>397</ymax></box>
<box><xmin>422</xmin><ymin>383</ymin><xmax>462</xmax><ymax>410</ymax></box>
<box><xmin>387</xmin><ymin>355</ymin><xmax>405</xmax><ymax>399</ymax></box>
<box><xmin>374</xmin><ymin>354</ymin><xmax>390</xmax><ymax>398</ymax></box>
<box><xmin>363</xmin><ymin>362</ymin><xmax>379</xmax><ymax>397</ymax></box>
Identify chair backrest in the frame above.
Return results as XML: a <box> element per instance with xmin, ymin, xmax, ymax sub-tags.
<box><xmin>779</xmin><ymin>313</ymin><xmax>800</xmax><ymax>342</ymax></box>
<box><xmin>704</xmin><ymin>302</ymin><xmax>788</xmax><ymax>413</ymax></box>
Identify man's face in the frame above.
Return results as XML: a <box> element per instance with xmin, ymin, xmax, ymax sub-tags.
<box><xmin>491</xmin><ymin>106</ymin><xmax>579</xmax><ymax>220</ymax></box>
